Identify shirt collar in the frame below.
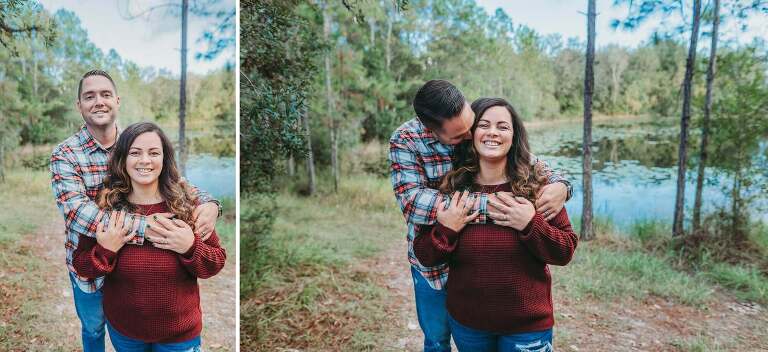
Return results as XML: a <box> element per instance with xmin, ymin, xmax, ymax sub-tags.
<box><xmin>78</xmin><ymin>124</ymin><xmax>119</xmax><ymax>154</ymax></box>
<box><xmin>414</xmin><ymin>117</ymin><xmax>441</xmax><ymax>145</ymax></box>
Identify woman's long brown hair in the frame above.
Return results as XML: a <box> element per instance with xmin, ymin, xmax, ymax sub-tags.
<box><xmin>439</xmin><ymin>97</ymin><xmax>547</xmax><ymax>204</ymax></box>
<box><xmin>97</xmin><ymin>122</ymin><xmax>197</xmax><ymax>224</ymax></box>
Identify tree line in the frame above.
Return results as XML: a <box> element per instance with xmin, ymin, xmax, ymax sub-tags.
<box><xmin>242</xmin><ymin>0</ymin><xmax>767</xmax><ymax>245</ymax></box>
<box><xmin>1</xmin><ymin>2</ymin><xmax>234</xmax><ymax>181</ymax></box>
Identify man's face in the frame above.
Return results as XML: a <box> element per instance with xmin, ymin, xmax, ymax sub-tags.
<box><xmin>76</xmin><ymin>75</ymin><xmax>120</xmax><ymax>128</ymax></box>
<box><xmin>432</xmin><ymin>102</ymin><xmax>475</xmax><ymax>145</ymax></box>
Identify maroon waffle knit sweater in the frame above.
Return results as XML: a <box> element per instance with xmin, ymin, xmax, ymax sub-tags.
<box><xmin>413</xmin><ymin>183</ymin><xmax>578</xmax><ymax>334</ymax></box>
<box><xmin>72</xmin><ymin>202</ymin><xmax>227</xmax><ymax>343</ymax></box>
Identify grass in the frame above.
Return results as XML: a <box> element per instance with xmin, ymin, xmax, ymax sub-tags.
<box><xmin>243</xmin><ymin>174</ymin><xmax>768</xmax><ymax>350</ymax></box>
<box><xmin>702</xmin><ymin>262</ymin><xmax>768</xmax><ymax>303</ymax></box>
<box><xmin>0</xmin><ymin>169</ymin><xmax>53</xmax><ymax>245</ymax></box>
<box><xmin>240</xmin><ymin>174</ymin><xmax>405</xmax><ymax>351</ymax></box>
<box><xmin>554</xmin><ymin>243</ymin><xmax>714</xmax><ymax>306</ymax></box>
<box><xmin>0</xmin><ymin>169</ymin><xmax>65</xmax><ymax>351</ymax></box>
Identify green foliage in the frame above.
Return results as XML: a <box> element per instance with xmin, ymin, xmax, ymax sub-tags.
<box><xmin>284</xmin><ymin>0</ymin><xmax>702</xmax><ymax>173</ymax></box>
<box><xmin>239</xmin><ymin>0</ymin><xmax>321</xmax><ymax>195</ymax></box>
<box><xmin>700</xmin><ymin>45</ymin><xmax>768</xmax><ymax>239</ymax></box>
<box><xmin>0</xmin><ymin>6</ymin><xmax>234</xmax><ymax>178</ymax></box>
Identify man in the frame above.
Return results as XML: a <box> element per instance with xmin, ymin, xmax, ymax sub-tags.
<box><xmin>50</xmin><ymin>70</ymin><xmax>221</xmax><ymax>352</ymax></box>
<box><xmin>389</xmin><ymin>80</ymin><xmax>571</xmax><ymax>352</ymax></box>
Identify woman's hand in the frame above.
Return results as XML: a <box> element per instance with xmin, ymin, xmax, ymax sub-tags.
<box><xmin>97</xmin><ymin>210</ymin><xmax>135</xmax><ymax>253</ymax></box>
<box><xmin>436</xmin><ymin>191</ymin><xmax>480</xmax><ymax>233</ymax></box>
<box><xmin>147</xmin><ymin>216</ymin><xmax>196</xmax><ymax>254</ymax></box>
<box><xmin>488</xmin><ymin>193</ymin><xmax>536</xmax><ymax>231</ymax></box>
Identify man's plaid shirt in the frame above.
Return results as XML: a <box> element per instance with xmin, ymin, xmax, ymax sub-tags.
<box><xmin>389</xmin><ymin>118</ymin><xmax>572</xmax><ymax>290</ymax></box>
<box><xmin>51</xmin><ymin>125</ymin><xmax>216</xmax><ymax>293</ymax></box>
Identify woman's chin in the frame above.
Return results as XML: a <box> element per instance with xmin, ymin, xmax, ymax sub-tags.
<box><xmin>477</xmin><ymin>151</ymin><xmax>509</xmax><ymax>161</ymax></box>
<box><xmin>129</xmin><ymin>176</ymin><xmax>159</xmax><ymax>186</ymax></box>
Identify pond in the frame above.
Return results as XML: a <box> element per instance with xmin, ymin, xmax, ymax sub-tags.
<box><xmin>175</xmin><ymin>127</ymin><xmax>236</xmax><ymax>200</ymax></box>
<box><xmin>527</xmin><ymin>117</ymin><xmax>768</xmax><ymax>230</ymax></box>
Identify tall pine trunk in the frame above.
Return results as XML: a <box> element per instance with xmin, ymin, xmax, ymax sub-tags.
<box><xmin>693</xmin><ymin>0</ymin><xmax>719</xmax><ymax>232</ymax></box>
<box><xmin>178</xmin><ymin>0</ymin><xmax>189</xmax><ymax>176</ymax></box>
<box><xmin>673</xmin><ymin>0</ymin><xmax>702</xmax><ymax>237</ymax></box>
<box><xmin>581</xmin><ymin>0</ymin><xmax>596</xmax><ymax>241</ymax></box>
<box><xmin>385</xmin><ymin>0</ymin><xmax>393</xmax><ymax>73</ymax></box>
<box><xmin>303</xmin><ymin>106</ymin><xmax>317</xmax><ymax>195</ymax></box>
<box><xmin>323</xmin><ymin>1</ymin><xmax>338</xmax><ymax>192</ymax></box>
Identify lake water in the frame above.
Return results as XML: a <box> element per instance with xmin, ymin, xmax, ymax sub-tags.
<box><xmin>527</xmin><ymin>117</ymin><xmax>767</xmax><ymax>230</ymax></box>
<box><xmin>175</xmin><ymin>127</ymin><xmax>236</xmax><ymax>200</ymax></box>
<box><xmin>183</xmin><ymin>153</ymin><xmax>235</xmax><ymax>199</ymax></box>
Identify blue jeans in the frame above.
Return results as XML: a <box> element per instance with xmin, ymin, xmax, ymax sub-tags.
<box><xmin>69</xmin><ymin>272</ymin><xmax>106</xmax><ymax>352</ymax></box>
<box><xmin>411</xmin><ymin>266</ymin><xmax>451</xmax><ymax>352</ymax></box>
<box><xmin>448</xmin><ymin>315</ymin><xmax>553</xmax><ymax>352</ymax></box>
<box><xmin>106</xmin><ymin>321</ymin><xmax>201</xmax><ymax>352</ymax></box>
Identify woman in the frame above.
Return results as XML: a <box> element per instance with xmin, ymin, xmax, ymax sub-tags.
<box><xmin>73</xmin><ymin>122</ymin><xmax>226</xmax><ymax>351</ymax></box>
<box><xmin>413</xmin><ymin>98</ymin><xmax>577</xmax><ymax>352</ymax></box>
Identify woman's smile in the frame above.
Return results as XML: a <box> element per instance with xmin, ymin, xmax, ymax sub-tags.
<box><xmin>126</xmin><ymin>132</ymin><xmax>164</xmax><ymax>185</ymax></box>
<box><xmin>473</xmin><ymin>106</ymin><xmax>514</xmax><ymax>159</ymax></box>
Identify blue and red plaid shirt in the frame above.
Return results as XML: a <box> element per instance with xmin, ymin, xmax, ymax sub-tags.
<box><xmin>51</xmin><ymin>125</ymin><xmax>217</xmax><ymax>293</ymax></box>
<box><xmin>389</xmin><ymin>118</ymin><xmax>572</xmax><ymax>289</ymax></box>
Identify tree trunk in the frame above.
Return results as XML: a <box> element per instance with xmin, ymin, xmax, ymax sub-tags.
<box><xmin>323</xmin><ymin>1</ymin><xmax>338</xmax><ymax>192</ymax></box>
<box><xmin>287</xmin><ymin>154</ymin><xmax>295</xmax><ymax>176</ymax></box>
<box><xmin>0</xmin><ymin>142</ymin><xmax>5</xmax><ymax>183</ymax></box>
<box><xmin>385</xmin><ymin>0</ymin><xmax>393</xmax><ymax>73</ymax></box>
<box><xmin>581</xmin><ymin>0</ymin><xmax>596</xmax><ymax>241</ymax></box>
<box><xmin>693</xmin><ymin>0</ymin><xmax>719</xmax><ymax>232</ymax></box>
<box><xmin>178</xmin><ymin>0</ymin><xmax>189</xmax><ymax>176</ymax></box>
<box><xmin>302</xmin><ymin>106</ymin><xmax>316</xmax><ymax>195</ymax></box>
<box><xmin>673</xmin><ymin>0</ymin><xmax>702</xmax><ymax>237</ymax></box>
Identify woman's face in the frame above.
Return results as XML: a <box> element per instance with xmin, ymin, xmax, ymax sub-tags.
<box><xmin>126</xmin><ymin>132</ymin><xmax>164</xmax><ymax>186</ymax></box>
<box><xmin>473</xmin><ymin>106</ymin><xmax>514</xmax><ymax>161</ymax></box>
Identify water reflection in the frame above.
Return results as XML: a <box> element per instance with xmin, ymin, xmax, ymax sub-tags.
<box><xmin>173</xmin><ymin>127</ymin><xmax>236</xmax><ymax>199</ymax></box>
<box><xmin>528</xmin><ymin>118</ymin><xmax>767</xmax><ymax>229</ymax></box>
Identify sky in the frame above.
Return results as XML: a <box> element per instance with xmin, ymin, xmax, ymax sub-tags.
<box><xmin>38</xmin><ymin>0</ymin><xmax>235</xmax><ymax>75</ymax></box>
<box><xmin>475</xmin><ymin>0</ymin><xmax>768</xmax><ymax>49</ymax></box>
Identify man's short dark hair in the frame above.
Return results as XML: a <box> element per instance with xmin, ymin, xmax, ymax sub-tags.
<box><xmin>77</xmin><ymin>70</ymin><xmax>117</xmax><ymax>99</ymax></box>
<box><xmin>412</xmin><ymin>79</ymin><xmax>466</xmax><ymax>131</ymax></box>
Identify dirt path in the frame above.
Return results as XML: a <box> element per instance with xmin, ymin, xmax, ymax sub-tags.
<box><xmin>20</xmin><ymin>214</ymin><xmax>235</xmax><ymax>351</ymax></box>
<box><xmin>373</xmin><ymin>240</ymin><xmax>768</xmax><ymax>351</ymax></box>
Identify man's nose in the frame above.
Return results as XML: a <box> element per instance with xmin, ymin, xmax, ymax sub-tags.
<box><xmin>463</xmin><ymin>131</ymin><xmax>472</xmax><ymax>140</ymax></box>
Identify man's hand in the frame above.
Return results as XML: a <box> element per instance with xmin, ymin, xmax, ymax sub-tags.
<box><xmin>436</xmin><ymin>191</ymin><xmax>480</xmax><ymax>233</ymax></box>
<box><xmin>148</xmin><ymin>216</ymin><xmax>196</xmax><ymax>254</ymax></box>
<box><xmin>96</xmin><ymin>210</ymin><xmax>134</xmax><ymax>253</ymax></box>
<box><xmin>488</xmin><ymin>193</ymin><xmax>536</xmax><ymax>231</ymax></box>
<box><xmin>535</xmin><ymin>182</ymin><xmax>567</xmax><ymax>221</ymax></box>
<box><xmin>192</xmin><ymin>202</ymin><xmax>219</xmax><ymax>241</ymax></box>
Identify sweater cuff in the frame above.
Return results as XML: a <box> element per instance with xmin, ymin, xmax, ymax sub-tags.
<box><xmin>435</xmin><ymin>222</ymin><xmax>460</xmax><ymax>238</ymax></box>
<box><xmin>94</xmin><ymin>244</ymin><xmax>117</xmax><ymax>261</ymax></box>
<box><xmin>520</xmin><ymin>213</ymin><xmax>544</xmax><ymax>238</ymax></box>
<box><xmin>180</xmin><ymin>235</ymin><xmax>200</xmax><ymax>260</ymax></box>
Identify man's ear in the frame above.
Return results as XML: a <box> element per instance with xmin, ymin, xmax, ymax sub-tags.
<box><xmin>115</xmin><ymin>95</ymin><xmax>121</xmax><ymax>107</ymax></box>
<box><xmin>75</xmin><ymin>99</ymin><xmax>80</xmax><ymax>110</ymax></box>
